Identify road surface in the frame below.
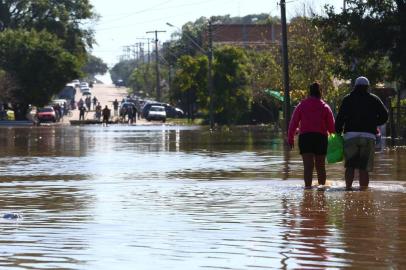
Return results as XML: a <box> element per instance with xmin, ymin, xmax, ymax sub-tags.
<box><xmin>62</xmin><ymin>83</ymin><xmax>148</xmax><ymax>124</ymax></box>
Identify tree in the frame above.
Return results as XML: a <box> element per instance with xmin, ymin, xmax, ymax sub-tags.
<box><xmin>0</xmin><ymin>29</ymin><xmax>81</xmax><ymax>117</ymax></box>
<box><xmin>128</xmin><ymin>63</ymin><xmax>157</xmax><ymax>98</ymax></box>
<box><xmin>287</xmin><ymin>17</ymin><xmax>338</xmax><ymax>104</ymax></box>
<box><xmin>82</xmin><ymin>55</ymin><xmax>108</xmax><ymax>78</ymax></box>
<box><xmin>246</xmin><ymin>17</ymin><xmax>339</xmax><ymax>113</ymax></box>
<box><xmin>0</xmin><ymin>0</ymin><xmax>97</xmax><ymax>61</ymax></box>
<box><xmin>171</xmin><ymin>55</ymin><xmax>207</xmax><ymax>119</ymax></box>
<box><xmin>0</xmin><ymin>69</ymin><xmax>19</xmax><ymax>102</ymax></box>
<box><xmin>0</xmin><ymin>0</ymin><xmax>97</xmax><ymax>117</ymax></box>
<box><xmin>316</xmin><ymin>0</ymin><xmax>406</xmax><ymax>85</ymax></box>
<box><xmin>213</xmin><ymin>46</ymin><xmax>251</xmax><ymax>124</ymax></box>
<box><xmin>110</xmin><ymin>59</ymin><xmax>138</xmax><ymax>86</ymax></box>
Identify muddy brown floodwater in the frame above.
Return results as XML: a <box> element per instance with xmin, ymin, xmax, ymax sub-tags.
<box><xmin>0</xmin><ymin>125</ymin><xmax>405</xmax><ymax>269</ymax></box>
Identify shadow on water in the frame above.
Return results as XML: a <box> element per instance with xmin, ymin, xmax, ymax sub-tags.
<box><xmin>0</xmin><ymin>125</ymin><xmax>405</xmax><ymax>269</ymax></box>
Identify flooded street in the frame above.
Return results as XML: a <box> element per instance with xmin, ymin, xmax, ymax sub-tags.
<box><xmin>0</xmin><ymin>125</ymin><xmax>405</xmax><ymax>269</ymax></box>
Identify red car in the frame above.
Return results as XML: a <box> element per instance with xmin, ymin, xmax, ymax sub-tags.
<box><xmin>37</xmin><ymin>107</ymin><xmax>56</xmax><ymax>122</ymax></box>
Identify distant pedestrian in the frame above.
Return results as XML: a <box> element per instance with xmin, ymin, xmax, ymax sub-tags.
<box><xmin>92</xmin><ymin>96</ymin><xmax>98</xmax><ymax>110</ymax></box>
<box><xmin>70</xmin><ymin>99</ymin><xmax>76</xmax><ymax>110</ymax></box>
<box><xmin>135</xmin><ymin>100</ymin><xmax>141</xmax><ymax>120</ymax></box>
<box><xmin>77</xmin><ymin>98</ymin><xmax>84</xmax><ymax>109</ymax></box>
<box><xmin>335</xmin><ymin>76</ymin><xmax>388</xmax><ymax>190</ymax></box>
<box><xmin>53</xmin><ymin>103</ymin><xmax>61</xmax><ymax>122</ymax></box>
<box><xmin>288</xmin><ymin>82</ymin><xmax>335</xmax><ymax>189</ymax></box>
<box><xmin>95</xmin><ymin>102</ymin><xmax>102</xmax><ymax>121</ymax></box>
<box><xmin>127</xmin><ymin>105</ymin><xmax>135</xmax><ymax>124</ymax></box>
<box><xmin>113</xmin><ymin>99</ymin><xmax>119</xmax><ymax>116</ymax></box>
<box><xmin>79</xmin><ymin>105</ymin><xmax>86</xmax><ymax>121</ymax></box>
<box><xmin>63</xmin><ymin>102</ymin><xmax>68</xmax><ymax>115</ymax></box>
<box><xmin>85</xmin><ymin>96</ymin><xmax>91</xmax><ymax>110</ymax></box>
<box><xmin>102</xmin><ymin>105</ymin><xmax>111</xmax><ymax>126</ymax></box>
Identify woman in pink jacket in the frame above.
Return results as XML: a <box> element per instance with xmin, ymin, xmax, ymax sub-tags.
<box><xmin>287</xmin><ymin>82</ymin><xmax>335</xmax><ymax>188</ymax></box>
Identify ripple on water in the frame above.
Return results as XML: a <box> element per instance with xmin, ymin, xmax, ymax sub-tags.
<box><xmin>0</xmin><ymin>127</ymin><xmax>405</xmax><ymax>269</ymax></box>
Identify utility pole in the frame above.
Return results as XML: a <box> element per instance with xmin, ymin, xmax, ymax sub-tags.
<box><xmin>147</xmin><ymin>39</ymin><xmax>151</xmax><ymax>65</ymax></box>
<box><xmin>139</xmin><ymin>42</ymin><xmax>145</xmax><ymax>64</ymax></box>
<box><xmin>208</xmin><ymin>20</ymin><xmax>214</xmax><ymax>129</ymax></box>
<box><xmin>343</xmin><ymin>0</ymin><xmax>347</xmax><ymax>12</ymax></box>
<box><xmin>280</xmin><ymin>0</ymin><xmax>291</xmax><ymax>132</ymax></box>
<box><xmin>137</xmin><ymin>38</ymin><xmax>153</xmax><ymax>64</ymax></box>
<box><xmin>147</xmin><ymin>30</ymin><xmax>166</xmax><ymax>101</ymax></box>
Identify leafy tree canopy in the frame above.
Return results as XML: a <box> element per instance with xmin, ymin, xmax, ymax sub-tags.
<box><xmin>213</xmin><ymin>46</ymin><xmax>251</xmax><ymax>124</ymax></box>
<box><xmin>0</xmin><ymin>29</ymin><xmax>81</xmax><ymax>107</ymax></box>
<box><xmin>315</xmin><ymin>0</ymin><xmax>406</xmax><ymax>85</ymax></box>
<box><xmin>110</xmin><ymin>59</ymin><xmax>138</xmax><ymax>86</ymax></box>
<box><xmin>0</xmin><ymin>0</ymin><xmax>97</xmax><ymax>60</ymax></box>
<box><xmin>82</xmin><ymin>55</ymin><xmax>108</xmax><ymax>77</ymax></box>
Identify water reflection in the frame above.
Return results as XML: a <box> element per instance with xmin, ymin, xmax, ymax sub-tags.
<box><xmin>0</xmin><ymin>125</ymin><xmax>405</xmax><ymax>269</ymax></box>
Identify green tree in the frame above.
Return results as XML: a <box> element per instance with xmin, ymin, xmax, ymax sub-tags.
<box><xmin>0</xmin><ymin>0</ymin><xmax>96</xmax><ymax>61</ymax></box>
<box><xmin>128</xmin><ymin>63</ymin><xmax>154</xmax><ymax>98</ymax></box>
<box><xmin>0</xmin><ymin>69</ymin><xmax>19</xmax><ymax>102</ymax></box>
<box><xmin>0</xmin><ymin>29</ymin><xmax>80</xmax><ymax>117</ymax></box>
<box><xmin>82</xmin><ymin>55</ymin><xmax>108</xmax><ymax>78</ymax></box>
<box><xmin>316</xmin><ymin>0</ymin><xmax>405</xmax><ymax>85</ymax></box>
<box><xmin>287</xmin><ymin>17</ymin><xmax>338</xmax><ymax>104</ymax></box>
<box><xmin>213</xmin><ymin>46</ymin><xmax>251</xmax><ymax>124</ymax></box>
<box><xmin>171</xmin><ymin>55</ymin><xmax>207</xmax><ymax>119</ymax></box>
<box><xmin>246</xmin><ymin>17</ymin><xmax>339</xmax><ymax>114</ymax></box>
<box><xmin>110</xmin><ymin>59</ymin><xmax>137</xmax><ymax>86</ymax></box>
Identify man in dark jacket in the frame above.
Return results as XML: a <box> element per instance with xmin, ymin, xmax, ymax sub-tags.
<box><xmin>102</xmin><ymin>105</ymin><xmax>111</xmax><ymax>126</ymax></box>
<box><xmin>335</xmin><ymin>76</ymin><xmax>388</xmax><ymax>190</ymax></box>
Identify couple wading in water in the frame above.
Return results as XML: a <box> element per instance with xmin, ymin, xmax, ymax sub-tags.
<box><xmin>288</xmin><ymin>77</ymin><xmax>389</xmax><ymax>190</ymax></box>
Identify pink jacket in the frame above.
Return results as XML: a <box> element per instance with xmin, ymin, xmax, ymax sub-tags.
<box><xmin>288</xmin><ymin>97</ymin><xmax>335</xmax><ymax>145</ymax></box>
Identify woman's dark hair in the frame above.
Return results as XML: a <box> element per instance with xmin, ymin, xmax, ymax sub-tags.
<box><xmin>309</xmin><ymin>82</ymin><xmax>321</xmax><ymax>98</ymax></box>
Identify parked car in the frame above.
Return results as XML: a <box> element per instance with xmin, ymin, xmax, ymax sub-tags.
<box><xmin>58</xmin><ymin>84</ymin><xmax>76</xmax><ymax>101</ymax></box>
<box><xmin>72</xmin><ymin>79</ymin><xmax>80</xmax><ymax>87</ymax></box>
<box><xmin>146</xmin><ymin>105</ymin><xmax>166</xmax><ymax>122</ymax></box>
<box><xmin>166</xmin><ymin>106</ymin><xmax>184</xmax><ymax>118</ymax></box>
<box><xmin>51</xmin><ymin>99</ymin><xmax>68</xmax><ymax>106</ymax></box>
<box><xmin>82</xmin><ymin>90</ymin><xmax>92</xmax><ymax>96</ymax></box>
<box><xmin>80</xmin><ymin>82</ymin><xmax>89</xmax><ymax>88</ymax></box>
<box><xmin>142</xmin><ymin>102</ymin><xmax>183</xmax><ymax>118</ymax></box>
<box><xmin>37</xmin><ymin>107</ymin><xmax>56</xmax><ymax>122</ymax></box>
<box><xmin>141</xmin><ymin>102</ymin><xmax>166</xmax><ymax>118</ymax></box>
<box><xmin>80</xmin><ymin>86</ymin><xmax>90</xmax><ymax>92</ymax></box>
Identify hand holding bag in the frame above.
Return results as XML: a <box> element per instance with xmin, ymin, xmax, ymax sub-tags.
<box><xmin>327</xmin><ymin>133</ymin><xmax>344</xmax><ymax>164</ymax></box>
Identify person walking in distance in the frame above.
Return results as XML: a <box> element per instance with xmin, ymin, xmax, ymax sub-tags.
<box><xmin>79</xmin><ymin>105</ymin><xmax>86</xmax><ymax>121</ymax></box>
<box><xmin>113</xmin><ymin>99</ymin><xmax>119</xmax><ymax>117</ymax></box>
<box><xmin>95</xmin><ymin>102</ymin><xmax>102</xmax><ymax>121</ymax></box>
<box><xmin>92</xmin><ymin>96</ymin><xmax>98</xmax><ymax>110</ymax></box>
<box><xmin>288</xmin><ymin>82</ymin><xmax>335</xmax><ymax>188</ymax></box>
<box><xmin>102</xmin><ymin>105</ymin><xmax>111</xmax><ymax>127</ymax></box>
<box><xmin>127</xmin><ymin>105</ymin><xmax>135</xmax><ymax>125</ymax></box>
<box><xmin>335</xmin><ymin>76</ymin><xmax>388</xmax><ymax>190</ymax></box>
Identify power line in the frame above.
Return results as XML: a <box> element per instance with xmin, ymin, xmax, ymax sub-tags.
<box><xmin>98</xmin><ymin>0</ymin><xmax>174</xmax><ymax>25</ymax></box>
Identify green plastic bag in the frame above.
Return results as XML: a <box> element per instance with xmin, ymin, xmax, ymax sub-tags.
<box><xmin>327</xmin><ymin>134</ymin><xmax>344</xmax><ymax>164</ymax></box>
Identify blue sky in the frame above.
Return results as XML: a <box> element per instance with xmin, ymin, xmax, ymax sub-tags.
<box><xmin>90</xmin><ymin>0</ymin><xmax>343</xmax><ymax>67</ymax></box>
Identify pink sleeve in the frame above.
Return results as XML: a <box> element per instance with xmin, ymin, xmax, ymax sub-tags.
<box><xmin>288</xmin><ymin>104</ymin><xmax>301</xmax><ymax>145</ymax></box>
<box><xmin>325</xmin><ymin>105</ymin><xmax>335</xmax><ymax>134</ymax></box>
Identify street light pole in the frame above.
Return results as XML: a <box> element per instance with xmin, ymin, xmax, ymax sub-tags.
<box><xmin>280</xmin><ymin>0</ymin><xmax>291</xmax><ymax>132</ymax></box>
